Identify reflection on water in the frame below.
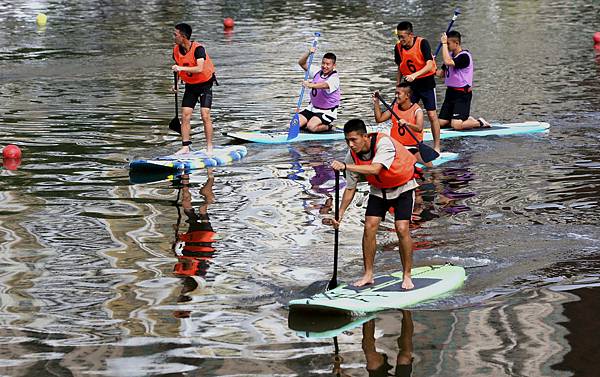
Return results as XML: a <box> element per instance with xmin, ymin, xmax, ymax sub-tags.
<box><xmin>1</xmin><ymin>0</ymin><xmax>600</xmax><ymax>375</ymax></box>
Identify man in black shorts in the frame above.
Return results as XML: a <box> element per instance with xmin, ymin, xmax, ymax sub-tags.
<box><xmin>172</xmin><ymin>23</ymin><xmax>217</xmax><ymax>154</ymax></box>
<box><xmin>436</xmin><ymin>31</ymin><xmax>491</xmax><ymax>130</ymax></box>
<box><xmin>331</xmin><ymin>119</ymin><xmax>418</xmax><ymax>289</ymax></box>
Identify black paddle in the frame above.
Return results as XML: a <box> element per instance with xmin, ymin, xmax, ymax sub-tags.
<box><xmin>375</xmin><ymin>92</ymin><xmax>440</xmax><ymax>163</ymax></box>
<box><xmin>169</xmin><ymin>72</ymin><xmax>182</xmax><ymax>134</ymax></box>
<box><xmin>327</xmin><ymin>170</ymin><xmax>340</xmax><ymax>291</ymax></box>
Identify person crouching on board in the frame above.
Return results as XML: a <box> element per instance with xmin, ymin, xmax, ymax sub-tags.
<box><xmin>372</xmin><ymin>83</ymin><xmax>432</xmax><ymax>167</ymax></box>
<box><xmin>436</xmin><ymin>31</ymin><xmax>491</xmax><ymax>130</ymax></box>
<box><xmin>331</xmin><ymin>119</ymin><xmax>418</xmax><ymax>289</ymax></box>
<box><xmin>297</xmin><ymin>48</ymin><xmax>341</xmax><ymax>133</ymax></box>
<box><xmin>172</xmin><ymin>23</ymin><xmax>217</xmax><ymax>154</ymax></box>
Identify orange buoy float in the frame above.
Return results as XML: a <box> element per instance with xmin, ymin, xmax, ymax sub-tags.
<box><xmin>2</xmin><ymin>144</ymin><xmax>21</xmax><ymax>159</ymax></box>
<box><xmin>223</xmin><ymin>17</ymin><xmax>235</xmax><ymax>29</ymax></box>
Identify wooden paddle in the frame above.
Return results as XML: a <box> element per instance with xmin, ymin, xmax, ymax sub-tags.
<box><xmin>433</xmin><ymin>8</ymin><xmax>461</xmax><ymax>58</ymax></box>
<box><xmin>169</xmin><ymin>72</ymin><xmax>182</xmax><ymax>134</ymax></box>
<box><xmin>287</xmin><ymin>32</ymin><xmax>321</xmax><ymax>140</ymax></box>
<box><xmin>327</xmin><ymin>169</ymin><xmax>340</xmax><ymax>290</ymax></box>
<box><xmin>375</xmin><ymin>92</ymin><xmax>440</xmax><ymax>163</ymax></box>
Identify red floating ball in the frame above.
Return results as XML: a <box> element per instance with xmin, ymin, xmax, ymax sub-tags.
<box><xmin>2</xmin><ymin>144</ymin><xmax>21</xmax><ymax>159</ymax></box>
<box><xmin>594</xmin><ymin>32</ymin><xmax>600</xmax><ymax>44</ymax></box>
<box><xmin>223</xmin><ymin>17</ymin><xmax>235</xmax><ymax>29</ymax></box>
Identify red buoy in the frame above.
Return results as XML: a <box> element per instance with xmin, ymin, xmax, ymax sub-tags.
<box><xmin>594</xmin><ymin>32</ymin><xmax>600</xmax><ymax>44</ymax></box>
<box><xmin>223</xmin><ymin>17</ymin><xmax>235</xmax><ymax>29</ymax></box>
<box><xmin>2</xmin><ymin>144</ymin><xmax>21</xmax><ymax>159</ymax></box>
<box><xmin>3</xmin><ymin>158</ymin><xmax>21</xmax><ymax>171</ymax></box>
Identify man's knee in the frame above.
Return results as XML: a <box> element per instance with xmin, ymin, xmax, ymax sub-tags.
<box><xmin>395</xmin><ymin>220</ymin><xmax>410</xmax><ymax>236</ymax></box>
<box><xmin>364</xmin><ymin>217</ymin><xmax>380</xmax><ymax>234</ymax></box>
<box><xmin>450</xmin><ymin>119</ymin><xmax>465</xmax><ymax>130</ymax></box>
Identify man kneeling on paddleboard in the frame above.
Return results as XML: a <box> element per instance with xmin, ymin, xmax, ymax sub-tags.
<box><xmin>331</xmin><ymin>119</ymin><xmax>418</xmax><ymax>289</ymax></box>
<box><xmin>297</xmin><ymin>48</ymin><xmax>341</xmax><ymax>133</ymax></box>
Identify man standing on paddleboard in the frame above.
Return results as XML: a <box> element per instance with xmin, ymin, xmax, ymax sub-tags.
<box><xmin>436</xmin><ymin>31</ymin><xmax>491</xmax><ymax>130</ymax></box>
<box><xmin>395</xmin><ymin>21</ymin><xmax>441</xmax><ymax>153</ymax></box>
<box><xmin>297</xmin><ymin>48</ymin><xmax>341</xmax><ymax>133</ymax></box>
<box><xmin>331</xmin><ymin>119</ymin><xmax>418</xmax><ymax>289</ymax></box>
<box><xmin>171</xmin><ymin>23</ymin><xmax>217</xmax><ymax>155</ymax></box>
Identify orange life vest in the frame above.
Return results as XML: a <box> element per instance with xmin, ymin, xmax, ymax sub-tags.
<box><xmin>390</xmin><ymin>102</ymin><xmax>423</xmax><ymax>146</ymax></box>
<box><xmin>173</xmin><ymin>41</ymin><xmax>215</xmax><ymax>84</ymax></box>
<box><xmin>350</xmin><ymin>133</ymin><xmax>417</xmax><ymax>189</ymax></box>
<box><xmin>396</xmin><ymin>37</ymin><xmax>436</xmax><ymax>78</ymax></box>
<box><xmin>178</xmin><ymin>230</ymin><xmax>216</xmax><ymax>243</ymax></box>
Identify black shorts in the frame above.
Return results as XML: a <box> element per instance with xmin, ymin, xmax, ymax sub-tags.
<box><xmin>365</xmin><ymin>189</ymin><xmax>415</xmax><ymax>221</ymax></box>
<box><xmin>182</xmin><ymin>82</ymin><xmax>213</xmax><ymax>109</ymax></box>
<box><xmin>409</xmin><ymin>87</ymin><xmax>437</xmax><ymax>111</ymax></box>
<box><xmin>299</xmin><ymin>109</ymin><xmax>335</xmax><ymax>126</ymax></box>
<box><xmin>439</xmin><ymin>88</ymin><xmax>472</xmax><ymax>121</ymax></box>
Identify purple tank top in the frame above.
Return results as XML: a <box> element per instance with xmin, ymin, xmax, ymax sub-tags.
<box><xmin>445</xmin><ymin>50</ymin><xmax>473</xmax><ymax>88</ymax></box>
<box><xmin>310</xmin><ymin>70</ymin><xmax>341</xmax><ymax>110</ymax></box>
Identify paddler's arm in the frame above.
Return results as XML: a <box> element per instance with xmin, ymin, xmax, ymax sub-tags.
<box><xmin>400</xmin><ymin>109</ymin><xmax>424</xmax><ymax>133</ymax></box>
<box><xmin>372</xmin><ymin>92</ymin><xmax>391</xmax><ymax>123</ymax></box>
<box><xmin>172</xmin><ymin>58</ymin><xmax>205</xmax><ymax>73</ymax></box>
<box><xmin>440</xmin><ymin>33</ymin><xmax>454</xmax><ymax>67</ymax></box>
<box><xmin>405</xmin><ymin>59</ymin><xmax>434</xmax><ymax>82</ymax></box>
<box><xmin>298</xmin><ymin>47</ymin><xmax>317</xmax><ymax>71</ymax></box>
<box><xmin>302</xmin><ymin>80</ymin><xmax>329</xmax><ymax>90</ymax></box>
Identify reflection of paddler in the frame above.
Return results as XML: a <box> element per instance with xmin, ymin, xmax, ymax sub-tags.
<box><xmin>172</xmin><ymin>169</ymin><xmax>216</xmax><ymax>288</ymax></box>
<box><xmin>362</xmin><ymin>311</ymin><xmax>414</xmax><ymax>377</ymax></box>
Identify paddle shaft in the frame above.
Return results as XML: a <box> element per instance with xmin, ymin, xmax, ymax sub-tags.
<box><xmin>296</xmin><ymin>35</ymin><xmax>320</xmax><ymax>111</ymax></box>
<box><xmin>434</xmin><ymin>9</ymin><xmax>461</xmax><ymax>57</ymax></box>
<box><xmin>328</xmin><ymin>170</ymin><xmax>340</xmax><ymax>290</ymax></box>
<box><xmin>173</xmin><ymin>72</ymin><xmax>179</xmax><ymax>118</ymax></box>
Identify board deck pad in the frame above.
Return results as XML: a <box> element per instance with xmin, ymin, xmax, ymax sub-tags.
<box><xmin>288</xmin><ymin>264</ymin><xmax>466</xmax><ymax>315</ymax></box>
<box><xmin>129</xmin><ymin>145</ymin><xmax>247</xmax><ymax>172</ymax></box>
<box><xmin>225</xmin><ymin>121</ymin><xmax>549</xmax><ymax>144</ymax></box>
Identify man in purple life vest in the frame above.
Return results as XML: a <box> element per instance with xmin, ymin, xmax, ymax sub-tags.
<box><xmin>436</xmin><ymin>31</ymin><xmax>491</xmax><ymax>130</ymax></box>
<box><xmin>297</xmin><ymin>48</ymin><xmax>341</xmax><ymax>133</ymax></box>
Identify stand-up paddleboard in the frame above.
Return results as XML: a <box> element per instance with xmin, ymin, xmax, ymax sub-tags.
<box><xmin>288</xmin><ymin>264</ymin><xmax>466</xmax><ymax>315</ymax></box>
<box><xmin>129</xmin><ymin>145</ymin><xmax>247</xmax><ymax>172</ymax></box>
<box><xmin>225</xmin><ymin>121</ymin><xmax>549</xmax><ymax>144</ymax></box>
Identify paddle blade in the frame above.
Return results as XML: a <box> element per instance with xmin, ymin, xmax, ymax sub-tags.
<box><xmin>418</xmin><ymin>142</ymin><xmax>440</xmax><ymax>163</ymax></box>
<box><xmin>169</xmin><ymin>117</ymin><xmax>182</xmax><ymax>134</ymax></box>
<box><xmin>287</xmin><ymin>114</ymin><xmax>300</xmax><ymax>140</ymax></box>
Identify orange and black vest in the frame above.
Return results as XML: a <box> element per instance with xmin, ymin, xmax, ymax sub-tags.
<box><xmin>173</xmin><ymin>41</ymin><xmax>215</xmax><ymax>84</ymax></box>
<box><xmin>396</xmin><ymin>37</ymin><xmax>436</xmax><ymax>78</ymax></box>
<box><xmin>178</xmin><ymin>230</ymin><xmax>216</xmax><ymax>254</ymax></box>
<box><xmin>390</xmin><ymin>102</ymin><xmax>423</xmax><ymax>146</ymax></box>
<box><xmin>350</xmin><ymin>133</ymin><xmax>417</xmax><ymax>189</ymax></box>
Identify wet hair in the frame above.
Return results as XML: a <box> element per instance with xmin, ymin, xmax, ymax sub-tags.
<box><xmin>344</xmin><ymin>118</ymin><xmax>367</xmax><ymax>135</ymax></box>
<box><xmin>397</xmin><ymin>81</ymin><xmax>413</xmax><ymax>96</ymax></box>
<box><xmin>175</xmin><ymin>23</ymin><xmax>192</xmax><ymax>40</ymax></box>
<box><xmin>447</xmin><ymin>30</ymin><xmax>462</xmax><ymax>43</ymax></box>
<box><xmin>396</xmin><ymin>21</ymin><xmax>413</xmax><ymax>33</ymax></box>
<box><xmin>323</xmin><ymin>52</ymin><xmax>337</xmax><ymax>63</ymax></box>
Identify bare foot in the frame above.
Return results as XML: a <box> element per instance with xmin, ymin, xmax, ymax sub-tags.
<box><xmin>402</xmin><ymin>276</ymin><xmax>414</xmax><ymax>290</ymax></box>
<box><xmin>478</xmin><ymin>117</ymin><xmax>492</xmax><ymax>128</ymax></box>
<box><xmin>353</xmin><ymin>274</ymin><xmax>375</xmax><ymax>287</ymax></box>
<box><xmin>174</xmin><ymin>146</ymin><xmax>191</xmax><ymax>155</ymax></box>
<box><xmin>206</xmin><ymin>144</ymin><xmax>213</xmax><ymax>155</ymax></box>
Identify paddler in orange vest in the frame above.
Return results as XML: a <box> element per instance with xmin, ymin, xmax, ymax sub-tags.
<box><xmin>372</xmin><ymin>82</ymin><xmax>431</xmax><ymax>167</ymax></box>
<box><xmin>331</xmin><ymin>119</ymin><xmax>418</xmax><ymax>289</ymax></box>
<box><xmin>171</xmin><ymin>23</ymin><xmax>216</xmax><ymax>155</ymax></box>
<box><xmin>395</xmin><ymin>21</ymin><xmax>441</xmax><ymax>153</ymax></box>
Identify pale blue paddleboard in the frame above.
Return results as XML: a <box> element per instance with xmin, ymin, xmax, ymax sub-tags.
<box><xmin>129</xmin><ymin>145</ymin><xmax>247</xmax><ymax>172</ymax></box>
<box><xmin>288</xmin><ymin>264</ymin><xmax>466</xmax><ymax>315</ymax></box>
<box><xmin>421</xmin><ymin>152</ymin><xmax>459</xmax><ymax>168</ymax></box>
<box><xmin>225</xmin><ymin>121</ymin><xmax>550</xmax><ymax>144</ymax></box>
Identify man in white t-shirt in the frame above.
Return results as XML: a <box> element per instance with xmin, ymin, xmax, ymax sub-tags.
<box><xmin>297</xmin><ymin>48</ymin><xmax>341</xmax><ymax>132</ymax></box>
<box><xmin>331</xmin><ymin>119</ymin><xmax>418</xmax><ymax>289</ymax></box>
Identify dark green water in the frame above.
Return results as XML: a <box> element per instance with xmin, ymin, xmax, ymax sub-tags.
<box><xmin>1</xmin><ymin>0</ymin><xmax>600</xmax><ymax>375</ymax></box>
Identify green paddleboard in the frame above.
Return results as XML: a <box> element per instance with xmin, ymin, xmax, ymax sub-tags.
<box><xmin>289</xmin><ymin>264</ymin><xmax>466</xmax><ymax>315</ymax></box>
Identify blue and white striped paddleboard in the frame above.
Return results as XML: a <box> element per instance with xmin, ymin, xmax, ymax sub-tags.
<box><xmin>129</xmin><ymin>145</ymin><xmax>247</xmax><ymax>172</ymax></box>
